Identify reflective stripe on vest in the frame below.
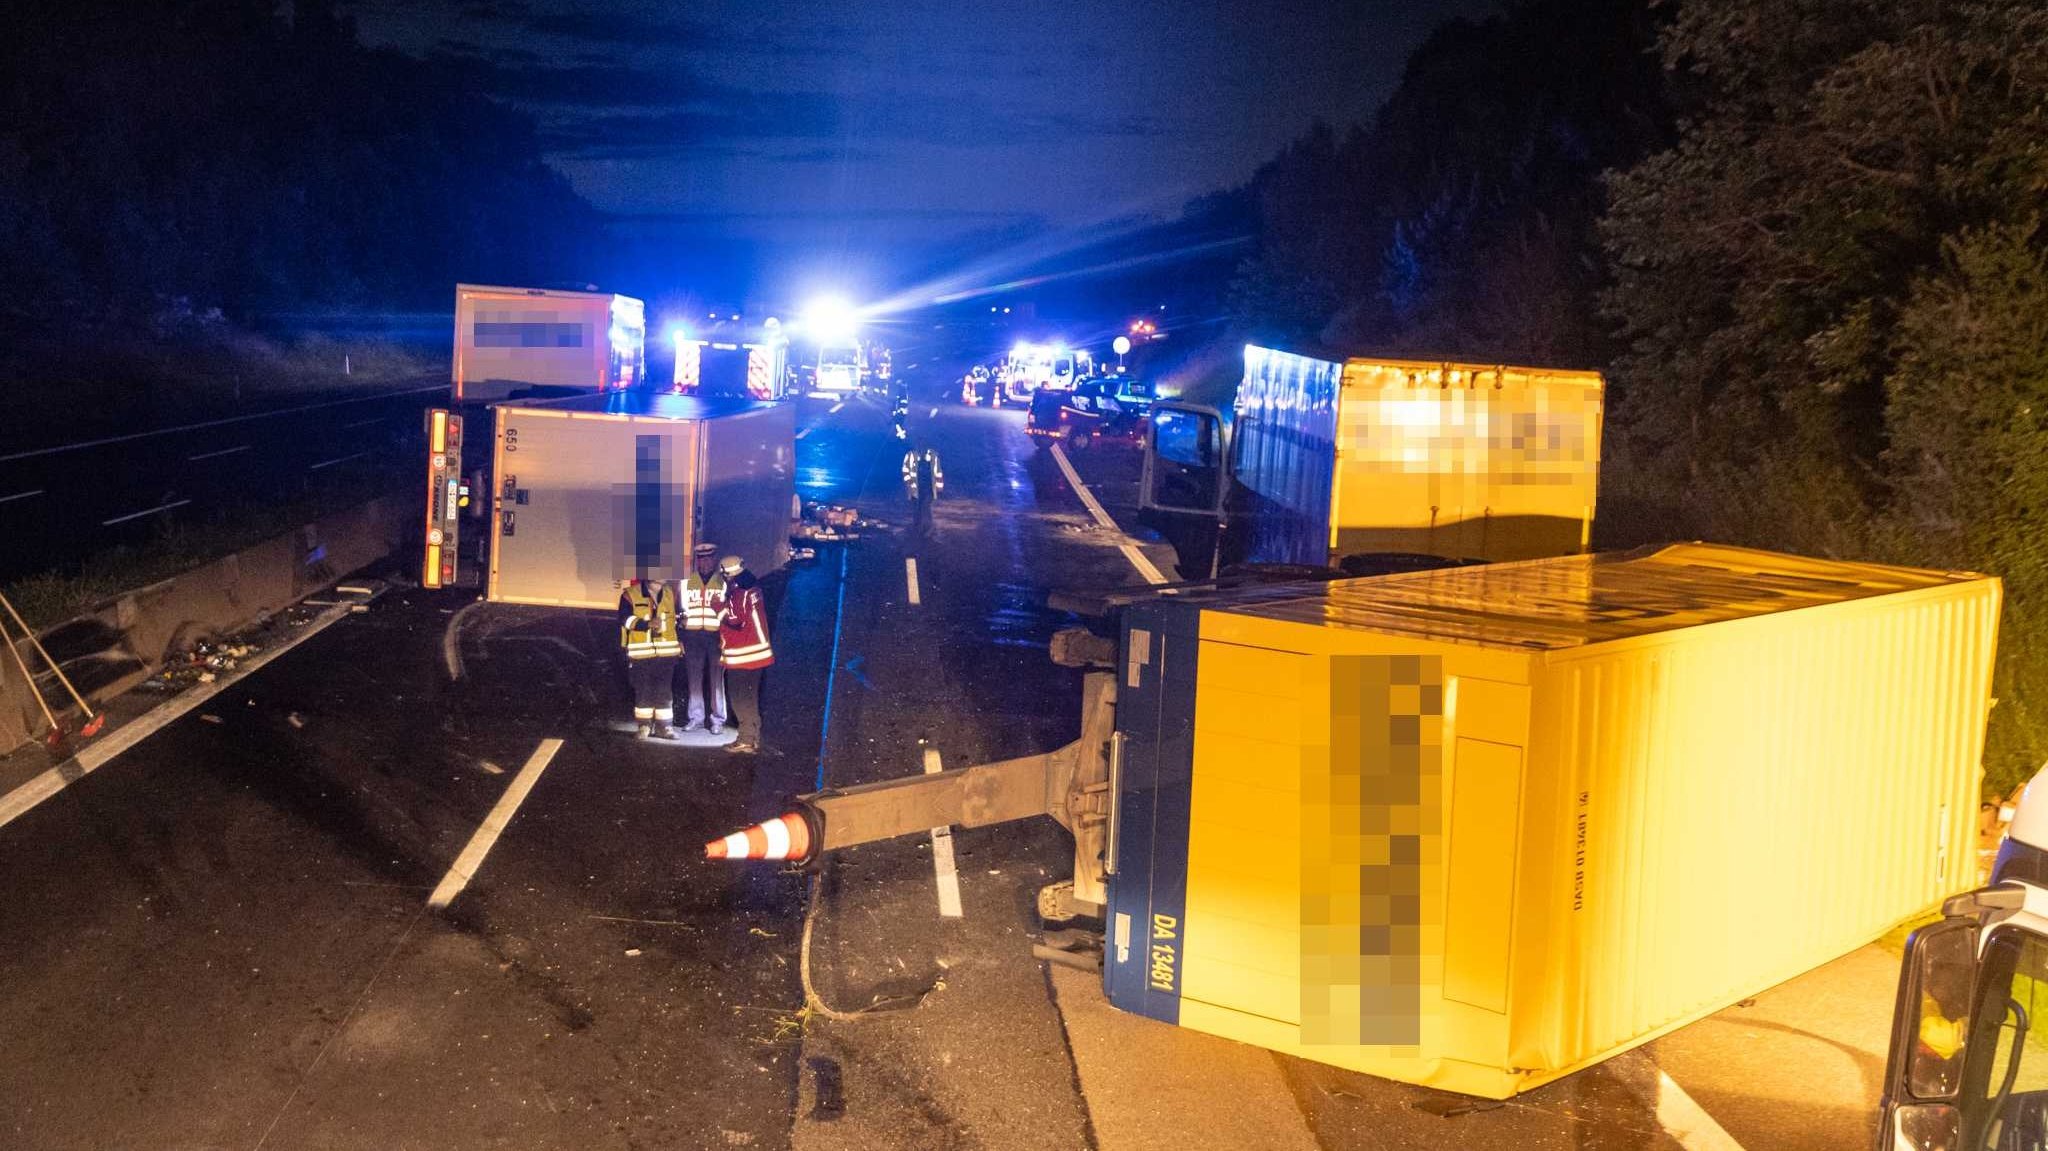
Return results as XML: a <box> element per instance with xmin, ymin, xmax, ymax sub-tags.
<box><xmin>622</xmin><ymin>583</ymin><xmax>680</xmax><ymax>657</ymax></box>
<box><xmin>683</xmin><ymin>571</ymin><xmax>726</xmax><ymax>630</ymax></box>
<box><xmin>721</xmin><ymin>595</ymin><xmax>774</xmax><ymax>668</ymax></box>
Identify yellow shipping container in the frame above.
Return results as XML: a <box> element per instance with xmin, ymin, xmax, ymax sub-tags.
<box><xmin>1102</xmin><ymin>543</ymin><xmax>2000</xmax><ymax>1098</ymax></box>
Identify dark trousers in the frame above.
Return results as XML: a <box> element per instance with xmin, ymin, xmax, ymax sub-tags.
<box><xmin>680</xmin><ymin>632</ymin><xmax>727</xmax><ymax>728</ymax></box>
<box><xmin>628</xmin><ymin>655</ymin><xmax>677</xmax><ymax>723</ymax></box>
<box><xmin>725</xmin><ymin>666</ymin><xmax>764</xmax><ymax>746</ymax></box>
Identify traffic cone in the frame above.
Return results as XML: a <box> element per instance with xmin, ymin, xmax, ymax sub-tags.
<box><xmin>705</xmin><ymin>810</ymin><xmax>813</xmax><ymax>862</ymax></box>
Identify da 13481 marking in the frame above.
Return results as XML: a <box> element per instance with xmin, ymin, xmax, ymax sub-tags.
<box><xmin>1148</xmin><ymin>913</ymin><xmax>1179</xmax><ymax>993</ymax></box>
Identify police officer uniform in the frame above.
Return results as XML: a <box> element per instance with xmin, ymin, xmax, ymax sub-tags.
<box><xmin>679</xmin><ymin>542</ymin><xmax>729</xmax><ymax>733</ymax></box>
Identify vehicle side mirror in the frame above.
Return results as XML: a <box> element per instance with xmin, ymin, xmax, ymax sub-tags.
<box><xmin>1889</xmin><ymin>1102</ymin><xmax>1960</xmax><ymax>1150</ymax></box>
<box><xmin>1879</xmin><ymin>916</ymin><xmax>1977</xmax><ymax>1149</ymax></box>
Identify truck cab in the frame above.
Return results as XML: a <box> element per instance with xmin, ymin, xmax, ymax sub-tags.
<box><xmin>1883</xmin><ymin>775</ymin><xmax>2048</xmax><ymax>1151</ymax></box>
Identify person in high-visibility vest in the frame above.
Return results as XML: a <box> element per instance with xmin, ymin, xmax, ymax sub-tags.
<box><xmin>617</xmin><ymin>576</ymin><xmax>681</xmax><ymax>739</ymax></box>
<box><xmin>679</xmin><ymin>542</ymin><xmax>729</xmax><ymax>733</ymax></box>
<box><xmin>716</xmin><ymin>554</ymin><xmax>774</xmax><ymax>754</ymax></box>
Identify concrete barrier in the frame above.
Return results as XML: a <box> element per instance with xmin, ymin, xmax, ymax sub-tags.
<box><xmin>0</xmin><ymin>497</ymin><xmax>406</xmax><ymax>755</ymax></box>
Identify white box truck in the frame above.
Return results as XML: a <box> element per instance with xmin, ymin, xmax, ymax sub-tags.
<box><xmin>452</xmin><ymin>284</ymin><xmax>646</xmax><ymax>402</ymax></box>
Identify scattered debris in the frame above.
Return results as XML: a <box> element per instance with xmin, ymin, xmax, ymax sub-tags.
<box><xmin>478</xmin><ymin>760</ymin><xmax>505</xmax><ymax>775</ymax></box>
<box><xmin>200</xmin><ymin>714</ymin><xmax>223</xmax><ymax>724</ymax></box>
<box><xmin>624</xmin><ymin>948</ymin><xmax>642</xmax><ymax>958</ymax></box>
<box><xmin>748</xmin><ymin>927</ymin><xmax>778</xmax><ymax>939</ymax></box>
<box><xmin>196</xmin><ymin>671</ymin><xmax>216</xmax><ymax>684</ymax></box>
<box><xmin>287</xmin><ymin>713</ymin><xmax>305</xmax><ymax>729</ymax></box>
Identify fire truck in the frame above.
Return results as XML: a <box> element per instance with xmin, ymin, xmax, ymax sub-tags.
<box><xmin>672</xmin><ymin>316</ymin><xmax>791</xmax><ymax>400</ymax></box>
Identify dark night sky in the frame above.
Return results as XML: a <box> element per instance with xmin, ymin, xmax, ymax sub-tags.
<box><xmin>342</xmin><ymin>0</ymin><xmax>1501</xmax><ymax>306</ymax></box>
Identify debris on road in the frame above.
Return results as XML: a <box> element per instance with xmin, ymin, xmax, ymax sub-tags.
<box><xmin>199</xmin><ymin>714</ymin><xmax>223</xmax><ymax>724</ymax></box>
<box><xmin>625</xmin><ymin>948</ymin><xmax>642</xmax><ymax>957</ymax></box>
<box><xmin>287</xmin><ymin>712</ymin><xmax>305</xmax><ymax>729</ymax></box>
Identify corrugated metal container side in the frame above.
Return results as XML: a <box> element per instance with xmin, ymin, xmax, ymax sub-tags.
<box><xmin>1130</xmin><ymin>544</ymin><xmax>2000</xmax><ymax>1098</ymax></box>
<box><xmin>1234</xmin><ymin>346</ymin><xmax>1341</xmax><ymax>567</ymax></box>
<box><xmin>1327</xmin><ymin>359</ymin><xmax>1603</xmax><ymax>564</ymax></box>
<box><xmin>1516</xmin><ymin>575</ymin><xmax>1999</xmax><ymax>1089</ymax></box>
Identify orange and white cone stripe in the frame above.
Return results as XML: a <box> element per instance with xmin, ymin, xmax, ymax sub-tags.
<box><xmin>705</xmin><ymin>811</ymin><xmax>812</xmax><ymax>862</ymax></box>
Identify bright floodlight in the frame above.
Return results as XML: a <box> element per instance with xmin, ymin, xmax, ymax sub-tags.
<box><xmin>669</xmin><ymin>324</ymin><xmax>690</xmax><ymax>344</ymax></box>
<box><xmin>1113</xmin><ymin>336</ymin><xmax>1132</xmax><ymax>356</ymax></box>
<box><xmin>803</xmin><ymin>295</ymin><xmax>858</xmax><ymax>343</ymax></box>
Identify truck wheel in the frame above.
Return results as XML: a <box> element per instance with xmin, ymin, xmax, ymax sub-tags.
<box><xmin>1066</xmin><ymin>429</ymin><xmax>1089</xmax><ymax>453</ymax></box>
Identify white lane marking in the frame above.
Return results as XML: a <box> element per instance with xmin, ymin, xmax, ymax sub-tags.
<box><xmin>829</xmin><ymin>402</ymin><xmax>845</xmax><ymax>414</ymax></box>
<box><xmin>796</xmin><ymin>426</ymin><xmax>815</xmax><ymax>440</ymax></box>
<box><xmin>0</xmin><ymin>489</ymin><xmax>44</xmax><ymax>505</ymax></box>
<box><xmin>905</xmin><ymin>557</ymin><xmax>921</xmax><ymax>606</ymax></box>
<box><xmin>101</xmin><ymin>498</ymin><xmax>192</xmax><ymax>527</ymax></box>
<box><xmin>0</xmin><ymin>602</ymin><xmax>357</xmax><ymax>832</ymax></box>
<box><xmin>923</xmin><ymin>747</ymin><xmax>963</xmax><ymax>919</ymax></box>
<box><xmin>308</xmin><ymin>450</ymin><xmax>372</xmax><ymax>471</ymax></box>
<box><xmin>341</xmin><ymin>416</ymin><xmax>385</xmax><ymax>430</ymax></box>
<box><xmin>927</xmin><ymin>407</ymin><xmax>938</xmax><ymax>418</ymax></box>
<box><xmin>186</xmin><ymin>445</ymin><xmax>249</xmax><ymax>462</ymax></box>
<box><xmin>427</xmin><ymin>737</ymin><xmax>564</xmax><ymax>910</ymax></box>
<box><xmin>1049</xmin><ymin>444</ymin><xmax>1168</xmax><ymax>586</ymax></box>
<box><xmin>0</xmin><ymin>382</ymin><xmax>450</xmax><ymax>464</ymax></box>
<box><xmin>1612</xmin><ymin>1051</ymin><xmax>1747</xmax><ymax>1151</ymax></box>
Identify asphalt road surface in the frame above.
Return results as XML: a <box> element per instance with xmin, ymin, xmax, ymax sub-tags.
<box><xmin>0</xmin><ymin>360</ymin><xmax>1901</xmax><ymax>1150</ymax></box>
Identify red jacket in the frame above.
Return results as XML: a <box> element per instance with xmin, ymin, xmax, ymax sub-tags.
<box><xmin>719</xmin><ymin>573</ymin><xmax>774</xmax><ymax>668</ymax></box>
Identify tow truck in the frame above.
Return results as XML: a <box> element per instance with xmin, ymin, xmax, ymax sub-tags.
<box><xmin>1880</xmin><ymin>774</ymin><xmax>2048</xmax><ymax>1150</ymax></box>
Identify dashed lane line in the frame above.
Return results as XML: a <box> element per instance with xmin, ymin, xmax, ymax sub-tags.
<box><xmin>426</xmin><ymin>737</ymin><xmax>564</xmax><ymax>910</ymax></box>
<box><xmin>0</xmin><ymin>602</ymin><xmax>357</xmax><ymax>832</ymax></box>
<box><xmin>308</xmin><ymin>450</ymin><xmax>372</xmax><ymax>471</ymax></box>
<box><xmin>186</xmin><ymin>445</ymin><xmax>249</xmax><ymax>462</ymax></box>
<box><xmin>0</xmin><ymin>489</ymin><xmax>44</xmax><ymax>505</ymax></box>
<box><xmin>1611</xmin><ymin>1050</ymin><xmax>1748</xmax><ymax>1151</ymax></box>
<box><xmin>101</xmin><ymin>498</ymin><xmax>192</xmax><ymax>527</ymax></box>
<box><xmin>1048</xmin><ymin>444</ymin><xmax>1168</xmax><ymax>586</ymax></box>
<box><xmin>905</xmin><ymin>557</ymin><xmax>921</xmax><ymax>606</ymax></box>
<box><xmin>922</xmin><ymin>747</ymin><xmax>964</xmax><ymax>919</ymax></box>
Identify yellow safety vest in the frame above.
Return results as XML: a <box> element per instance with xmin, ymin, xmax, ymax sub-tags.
<box><xmin>620</xmin><ymin>582</ymin><xmax>680</xmax><ymax>658</ymax></box>
<box><xmin>682</xmin><ymin>571</ymin><xmax>727</xmax><ymax>631</ymax></box>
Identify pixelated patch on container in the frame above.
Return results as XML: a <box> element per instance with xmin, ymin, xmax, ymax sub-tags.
<box><xmin>1302</xmin><ymin>653</ymin><xmax>1443</xmax><ymax>1048</ymax></box>
<box><xmin>610</xmin><ymin>433</ymin><xmax>686</xmax><ymax>583</ymax></box>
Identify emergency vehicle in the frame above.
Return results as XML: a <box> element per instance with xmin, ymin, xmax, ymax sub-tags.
<box><xmin>812</xmin><ymin>341</ymin><xmax>864</xmax><ymax>395</ymax></box>
<box><xmin>672</xmin><ymin>317</ymin><xmax>790</xmax><ymax>400</ymax></box>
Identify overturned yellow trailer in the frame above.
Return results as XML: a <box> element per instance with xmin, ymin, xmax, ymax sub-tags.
<box><xmin>719</xmin><ymin>543</ymin><xmax>2002</xmax><ymax>1097</ymax></box>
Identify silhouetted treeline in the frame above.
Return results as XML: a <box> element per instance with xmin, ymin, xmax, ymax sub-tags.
<box><xmin>1228</xmin><ymin>0</ymin><xmax>1672</xmax><ymax>366</ymax></box>
<box><xmin>1226</xmin><ymin>0</ymin><xmax>2048</xmax><ymax>791</ymax></box>
<box><xmin>0</xmin><ymin>1</ymin><xmax>597</xmax><ymax>329</ymax></box>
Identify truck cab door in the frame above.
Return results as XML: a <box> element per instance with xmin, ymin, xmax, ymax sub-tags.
<box><xmin>1140</xmin><ymin>403</ymin><xmax>1227</xmax><ymax>517</ymax></box>
<box><xmin>1139</xmin><ymin>402</ymin><xmax>1228</xmax><ymax>578</ymax></box>
<box><xmin>1879</xmin><ymin>889</ymin><xmax>2048</xmax><ymax>1151</ymax></box>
